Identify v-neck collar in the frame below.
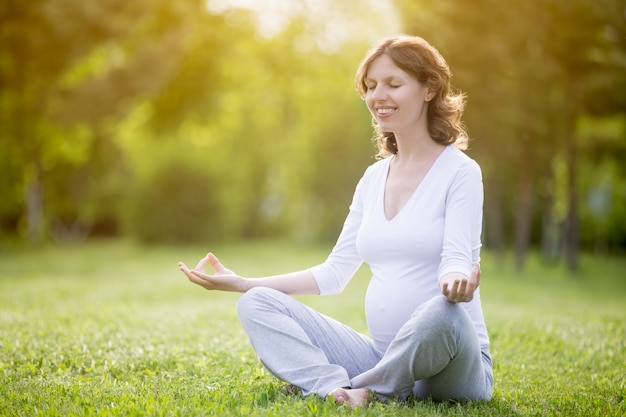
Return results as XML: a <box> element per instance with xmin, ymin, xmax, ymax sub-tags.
<box><xmin>381</xmin><ymin>146</ymin><xmax>449</xmax><ymax>222</ymax></box>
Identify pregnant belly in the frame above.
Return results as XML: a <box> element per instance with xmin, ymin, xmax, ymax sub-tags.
<box><xmin>364</xmin><ymin>276</ymin><xmax>438</xmax><ymax>352</ymax></box>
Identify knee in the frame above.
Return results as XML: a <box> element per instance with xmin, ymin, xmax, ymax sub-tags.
<box><xmin>236</xmin><ymin>287</ymin><xmax>278</xmax><ymax>322</ymax></box>
<box><xmin>418</xmin><ymin>295</ymin><xmax>461</xmax><ymax>319</ymax></box>
<box><xmin>409</xmin><ymin>296</ymin><xmax>468</xmax><ymax>333</ymax></box>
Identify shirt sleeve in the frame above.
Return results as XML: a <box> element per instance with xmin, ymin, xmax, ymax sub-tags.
<box><xmin>307</xmin><ymin>169</ymin><xmax>368</xmax><ymax>295</ymax></box>
<box><xmin>438</xmin><ymin>159</ymin><xmax>484</xmax><ymax>283</ymax></box>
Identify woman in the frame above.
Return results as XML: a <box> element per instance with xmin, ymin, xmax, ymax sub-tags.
<box><xmin>179</xmin><ymin>35</ymin><xmax>493</xmax><ymax>408</ymax></box>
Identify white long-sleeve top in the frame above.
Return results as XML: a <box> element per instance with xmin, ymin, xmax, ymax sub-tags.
<box><xmin>308</xmin><ymin>145</ymin><xmax>489</xmax><ymax>354</ymax></box>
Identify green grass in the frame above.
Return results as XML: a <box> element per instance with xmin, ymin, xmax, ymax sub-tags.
<box><xmin>0</xmin><ymin>240</ymin><xmax>624</xmax><ymax>416</ymax></box>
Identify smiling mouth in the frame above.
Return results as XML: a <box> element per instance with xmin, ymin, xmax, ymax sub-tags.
<box><xmin>376</xmin><ymin>108</ymin><xmax>396</xmax><ymax>116</ymax></box>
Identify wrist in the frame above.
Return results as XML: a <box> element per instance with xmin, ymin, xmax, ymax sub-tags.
<box><xmin>239</xmin><ymin>277</ymin><xmax>254</xmax><ymax>293</ymax></box>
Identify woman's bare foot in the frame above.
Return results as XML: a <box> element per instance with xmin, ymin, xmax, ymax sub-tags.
<box><xmin>329</xmin><ymin>387</ymin><xmax>371</xmax><ymax>409</ymax></box>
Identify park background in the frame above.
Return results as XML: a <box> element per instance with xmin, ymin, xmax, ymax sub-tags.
<box><xmin>1</xmin><ymin>0</ymin><xmax>625</xmax><ymax>416</ymax></box>
<box><xmin>2</xmin><ymin>0</ymin><xmax>625</xmax><ymax>267</ymax></box>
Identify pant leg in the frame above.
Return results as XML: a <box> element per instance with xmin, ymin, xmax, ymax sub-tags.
<box><xmin>351</xmin><ymin>295</ymin><xmax>493</xmax><ymax>402</ymax></box>
<box><xmin>236</xmin><ymin>287</ymin><xmax>381</xmax><ymax>397</ymax></box>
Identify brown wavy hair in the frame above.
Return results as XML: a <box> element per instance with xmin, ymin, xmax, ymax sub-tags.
<box><xmin>355</xmin><ymin>35</ymin><xmax>468</xmax><ymax>158</ymax></box>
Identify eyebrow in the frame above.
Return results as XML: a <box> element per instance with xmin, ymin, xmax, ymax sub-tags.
<box><xmin>364</xmin><ymin>75</ymin><xmax>404</xmax><ymax>84</ymax></box>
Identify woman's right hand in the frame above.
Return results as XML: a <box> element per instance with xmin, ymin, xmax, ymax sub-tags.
<box><xmin>178</xmin><ymin>253</ymin><xmax>248</xmax><ymax>293</ymax></box>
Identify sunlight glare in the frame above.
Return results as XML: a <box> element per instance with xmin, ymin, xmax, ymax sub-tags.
<box><xmin>207</xmin><ymin>0</ymin><xmax>401</xmax><ymax>50</ymax></box>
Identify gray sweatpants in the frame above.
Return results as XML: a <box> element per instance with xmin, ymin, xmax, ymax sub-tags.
<box><xmin>236</xmin><ymin>287</ymin><xmax>493</xmax><ymax>402</ymax></box>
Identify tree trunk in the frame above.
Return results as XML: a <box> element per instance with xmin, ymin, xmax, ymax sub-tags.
<box><xmin>514</xmin><ymin>168</ymin><xmax>534</xmax><ymax>272</ymax></box>
<box><xmin>541</xmin><ymin>196</ymin><xmax>561</xmax><ymax>263</ymax></box>
<box><xmin>540</xmin><ymin>167</ymin><xmax>562</xmax><ymax>264</ymax></box>
<box><xmin>565</xmin><ymin>136</ymin><xmax>580</xmax><ymax>272</ymax></box>
<box><xmin>484</xmin><ymin>172</ymin><xmax>506</xmax><ymax>262</ymax></box>
<box><xmin>24</xmin><ymin>163</ymin><xmax>45</xmax><ymax>243</ymax></box>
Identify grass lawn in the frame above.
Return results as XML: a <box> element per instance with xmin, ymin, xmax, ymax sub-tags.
<box><xmin>0</xmin><ymin>240</ymin><xmax>624</xmax><ymax>416</ymax></box>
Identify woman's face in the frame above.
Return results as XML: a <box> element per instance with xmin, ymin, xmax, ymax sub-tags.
<box><xmin>363</xmin><ymin>54</ymin><xmax>431</xmax><ymax>136</ymax></box>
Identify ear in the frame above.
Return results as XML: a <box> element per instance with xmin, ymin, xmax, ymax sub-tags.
<box><xmin>425</xmin><ymin>87</ymin><xmax>436</xmax><ymax>102</ymax></box>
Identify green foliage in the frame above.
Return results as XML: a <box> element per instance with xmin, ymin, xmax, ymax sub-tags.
<box><xmin>1</xmin><ymin>0</ymin><xmax>381</xmax><ymax>245</ymax></box>
<box><xmin>125</xmin><ymin>159</ymin><xmax>219</xmax><ymax>244</ymax></box>
<box><xmin>2</xmin><ymin>0</ymin><xmax>626</xmax><ymax>256</ymax></box>
<box><xmin>395</xmin><ymin>0</ymin><xmax>626</xmax><ymax>261</ymax></box>
<box><xmin>577</xmin><ymin>115</ymin><xmax>626</xmax><ymax>250</ymax></box>
<box><xmin>0</xmin><ymin>241</ymin><xmax>625</xmax><ymax>416</ymax></box>
<box><xmin>115</xmin><ymin>14</ymin><xmax>375</xmax><ymax>244</ymax></box>
<box><xmin>0</xmin><ymin>0</ymin><xmax>218</xmax><ymax>242</ymax></box>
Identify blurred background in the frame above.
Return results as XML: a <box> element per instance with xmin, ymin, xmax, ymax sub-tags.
<box><xmin>1</xmin><ymin>0</ymin><xmax>624</xmax><ymax>272</ymax></box>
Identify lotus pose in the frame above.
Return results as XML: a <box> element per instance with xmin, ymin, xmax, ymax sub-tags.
<box><xmin>179</xmin><ymin>35</ymin><xmax>493</xmax><ymax>408</ymax></box>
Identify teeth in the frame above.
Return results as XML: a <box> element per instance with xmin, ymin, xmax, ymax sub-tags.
<box><xmin>377</xmin><ymin>108</ymin><xmax>395</xmax><ymax>114</ymax></box>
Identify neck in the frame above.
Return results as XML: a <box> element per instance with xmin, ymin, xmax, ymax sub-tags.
<box><xmin>394</xmin><ymin>133</ymin><xmax>444</xmax><ymax>164</ymax></box>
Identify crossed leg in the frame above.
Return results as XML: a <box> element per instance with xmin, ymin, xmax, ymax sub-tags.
<box><xmin>351</xmin><ymin>295</ymin><xmax>492</xmax><ymax>402</ymax></box>
<box><xmin>237</xmin><ymin>289</ymin><xmax>492</xmax><ymax>406</ymax></box>
<box><xmin>236</xmin><ymin>287</ymin><xmax>382</xmax><ymax>399</ymax></box>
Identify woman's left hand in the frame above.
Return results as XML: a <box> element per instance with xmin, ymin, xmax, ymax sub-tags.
<box><xmin>441</xmin><ymin>264</ymin><xmax>481</xmax><ymax>303</ymax></box>
<box><xmin>178</xmin><ymin>252</ymin><xmax>247</xmax><ymax>293</ymax></box>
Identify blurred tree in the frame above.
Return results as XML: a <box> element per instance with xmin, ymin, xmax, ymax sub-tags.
<box><xmin>268</xmin><ymin>20</ymin><xmax>374</xmax><ymax>242</ymax></box>
<box><xmin>395</xmin><ymin>0</ymin><xmax>626</xmax><ymax>269</ymax></box>
<box><xmin>113</xmin><ymin>9</ymin><xmax>243</xmax><ymax>244</ymax></box>
<box><xmin>118</xmin><ymin>0</ymin><xmax>399</xmax><ymax>245</ymax></box>
<box><xmin>7</xmin><ymin>0</ymin><xmax>621</xmax><ymax>252</ymax></box>
<box><xmin>0</xmin><ymin>0</ymin><xmax>196</xmax><ymax>242</ymax></box>
<box><xmin>0</xmin><ymin>0</ymin><xmax>394</xmax><ymax>245</ymax></box>
<box><xmin>116</xmin><ymin>10</ymin><xmax>373</xmax><ymax>244</ymax></box>
<box><xmin>577</xmin><ymin>116</ymin><xmax>626</xmax><ymax>252</ymax></box>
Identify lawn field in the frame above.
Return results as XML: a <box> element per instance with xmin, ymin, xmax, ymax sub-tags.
<box><xmin>0</xmin><ymin>240</ymin><xmax>624</xmax><ymax>416</ymax></box>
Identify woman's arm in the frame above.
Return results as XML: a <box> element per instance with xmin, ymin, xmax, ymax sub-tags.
<box><xmin>179</xmin><ymin>163</ymin><xmax>374</xmax><ymax>298</ymax></box>
<box><xmin>178</xmin><ymin>252</ymin><xmax>320</xmax><ymax>295</ymax></box>
<box><xmin>439</xmin><ymin>157</ymin><xmax>484</xmax><ymax>303</ymax></box>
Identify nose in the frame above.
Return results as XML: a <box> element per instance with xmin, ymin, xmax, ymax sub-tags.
<box><xmin>367</xmin><ymin>85</ymin><xmax>387</xmax><ymax>102</ymax></box>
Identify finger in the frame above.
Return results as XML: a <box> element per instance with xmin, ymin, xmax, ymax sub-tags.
<box><xmin>464</xmin><ymin>285</ymin><xmax>475</xmax><ymax>302</ymax></box>
<box><xmin>461</xmin><ymin>279</ymin><xmax>473</xmax><ymax>301</ymax></box>
<box><xmin>190</xmin><ymin>270</ymin><xmax>212</xmax><ymax>281</ymax></box>
<box><xmin>459</xmin><ymin>279</ymin><xmax>468</xmax><ymax>295</ymax></box>
<box><xmin>451</xmin><ymin>279</ymin><xmax>461</xmax><ymax>297</ymax></box>
<box><xmin>179</xmin><ymin>262</ymin><xmax>210</xmax><ymax>283</ymax></box>
<box><xmin>207</xmin><ymin>253</ymin><xmax>227</xmax><ymax>274</ymax></box>
<box><xmin>442</xmin><ymin>282</ymin><xmax>449</xmax><ymax>296</ymax></box>
<box><xmin>445</xmin><ymin>280</ymin><xmax>455</xmax><ymax>301</ymax></box>
<box><xmin>179</xmin><ymin>262</ymin><xmax>200</xmax><ymax>282</ymax></box>
<box><xmin>194</xmin><ymin>253</ymin><xmax>212</xmax><ymax>271</ymax></box>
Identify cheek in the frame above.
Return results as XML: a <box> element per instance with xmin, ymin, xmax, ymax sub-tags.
<box><xmin>365</xmin><ymin>95</ymin><xmax>376</xmax><ymax>114</ymax></box>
